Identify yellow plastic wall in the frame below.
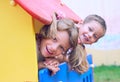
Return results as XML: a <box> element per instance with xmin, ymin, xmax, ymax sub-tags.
<box><xmin>0</xmin><ymin>1</ymin><xmax>38</xmax><ymax>82</ymax></box>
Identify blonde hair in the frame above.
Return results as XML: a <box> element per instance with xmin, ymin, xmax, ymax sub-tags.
<box><xmin>69</xmin><ymin>45</ymin><xmax>89</xmax><ymax>74</ymax></box>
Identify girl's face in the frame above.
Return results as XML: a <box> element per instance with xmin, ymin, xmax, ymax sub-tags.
<box><xmin>78</xmin><ymin>21</ymin><xmax>105</xmax><ymax>44</ymax></box>
<box><xmin>40</xmin><ymin>30</ymin><xmax>70</xmax><ymax>57</ymax></box>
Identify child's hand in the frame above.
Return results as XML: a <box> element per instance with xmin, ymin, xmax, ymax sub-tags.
<box><xmin>45</xmin><ymin>63</ymin><xmax>60</xmax><ymax>76</ymax></box>
<box><xmin>44</xmin><ymin>58</ymin><xmax>60</xmax><ymax>75</ymax></box>
<box><xmin>55</xmin><ymin>12</ymin><xmax>66</xmax><ymax>20</ymax></box>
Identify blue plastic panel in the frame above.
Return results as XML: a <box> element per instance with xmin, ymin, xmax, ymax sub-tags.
<box><xmin>38</xmin><ymin>54</ymin><xmax>94</xmax><ymax>82</ymax></box>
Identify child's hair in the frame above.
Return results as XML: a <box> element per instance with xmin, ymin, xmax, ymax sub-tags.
<box><xmin>37</xmin><ymin>13</ymin><xmax>79</xmax><ymax>54</ymax></box>
<box><xmin>69</xmin><ymin>45</ymin><xmax>89</xmax><ymax>74</ymax></box>
<box><xmin>83</xmin><ymin>14</ymin><xmax>107</xmax><ymax>37</ymax></box>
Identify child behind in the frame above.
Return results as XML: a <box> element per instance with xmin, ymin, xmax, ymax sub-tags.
<box><xmin>77</xmin><ymin>14</ymin><xmax>107</xmax><ymax>45</ymax></box>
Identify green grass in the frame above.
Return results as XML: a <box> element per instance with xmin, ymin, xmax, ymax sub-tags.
<box><xmin>94</xmin><ymin>65</ymin><xmax>120</xmax><ymax>82</ymax></box>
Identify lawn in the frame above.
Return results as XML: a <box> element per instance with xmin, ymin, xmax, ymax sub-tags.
<box><xmin>94</xmin><ymin>65</ymin><xmax>120</xmax><ymax>82</ymax></box>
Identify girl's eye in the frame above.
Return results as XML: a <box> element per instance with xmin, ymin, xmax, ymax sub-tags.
<box><xmin>53</xmin><ymin>37</ymin><xmax>57</xmax><ymax>42</ymax></box>
<box><xmin>89</xmin><ymin>27</ymin><xmax>93</xmax><ymax>31</ymax></box>
<box><xmin>93</xmin><ymin>34</ymin><xmax>98</xmax><ymax>39</ymax></box>
<box><xmin>59</xmin><ymin>46</ymin><xmax>65</xmax><ymax>54</ymax></box>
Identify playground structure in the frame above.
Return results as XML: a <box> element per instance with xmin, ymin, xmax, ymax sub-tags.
<box><xmin>0</xmin><ymin>0</ymin><xmax>93</xmax><ymax>82</ymax></box>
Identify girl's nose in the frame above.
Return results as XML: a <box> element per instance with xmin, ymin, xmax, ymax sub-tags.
<box><xmin>88</xmin><ymin>32</ymin><xmax>95</xmax><ymax>42</ymax></box>
<box><xmin>51</xmin><ymin>43</ymin><xmax>63</xmax><ymax>55</ymax></box>
<box><xmin>89</xmin><ymin>32</ymin><xmax>93</xmax><ymax>38</ymax></box>
<box><xmin>51</xmin><ymin>44</ymin><xmax>58</xmax><ymax>52</ymax></box>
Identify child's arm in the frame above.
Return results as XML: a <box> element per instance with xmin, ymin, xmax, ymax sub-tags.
<box><xmin>38</xmin><ymin>61</ymin><xmax>46</xmax><ymax>70</ymax></box>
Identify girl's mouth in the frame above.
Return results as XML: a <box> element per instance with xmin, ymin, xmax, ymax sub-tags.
<box><xmin>83</xmin><ymin>34</ymin><xmax>89</xmax><ymax>41</ymax></box>
<box><xmin>46</xmin><ymin>46</ymin><xmax>53</xmax><ymax>55</ymax></box>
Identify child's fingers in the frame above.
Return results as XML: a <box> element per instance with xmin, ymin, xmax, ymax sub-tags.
<box><xmin>44</xmin><ymin>62</ymin><xmax>59</xmax><ymax>68</ymax></box>
<box><xmin>45</xmin><ymin>64</ymin><xmax>60</xmax><ymax>76</ymax></box>
<box><xmin>51</xmin><ymin>61</ymin><xmax>59</xmax><ymax>66</ymax></box>
<box><xmin>45</xmin><ymin>58</ymin><xmax>60</xmax><ymax>66</ymax></box>
<box><xmin>51</xmin><ymin>67</ymin><xmax>60</xmax><ymax>76</ymax></box>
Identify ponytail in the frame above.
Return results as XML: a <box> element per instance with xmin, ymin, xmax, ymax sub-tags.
<box><xmin>68</xmin><ymin>45</ymin><xmax>89</xmax><ymax>74</ymax></box>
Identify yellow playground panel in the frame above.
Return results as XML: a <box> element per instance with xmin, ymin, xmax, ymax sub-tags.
<box><xmin>0</xmin><ymin>0</ymin><xmax>80</xmax><ymax>81</ymax></box>
<box><xmin>0</xmin><ymin>0</ymin><xmax>39</xmax><ymax>82</ymax></box>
